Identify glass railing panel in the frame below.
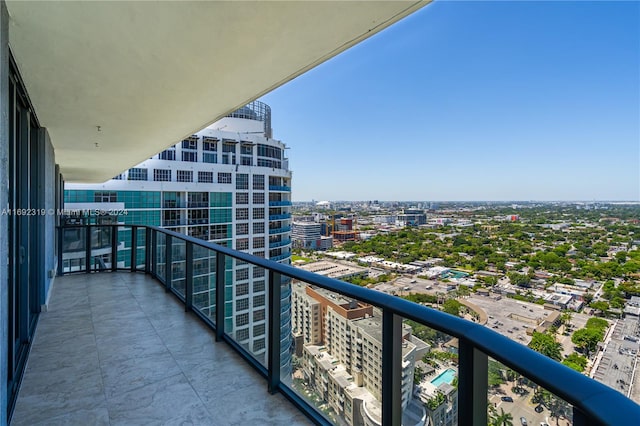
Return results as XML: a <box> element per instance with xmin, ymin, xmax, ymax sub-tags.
<box><xmin>61</xmin><ymin>226</ymin><xmax>87</xmax><ymax>273</ymax></box>
<box><xmin>171</xmin><ymin>239</ymin><xmax>186</xmax><ymax>297</ymax></box>
<box><xmin>284</xmin><ymin>279</ymin><xmax>388</xmax><ymax>425</ymax></box>
<box><xmin>223</xmin><ymin>259</ymin><xmax>269</xmax><ymax>366</ymax></box>
<box><xmin>192</xmin><ymin>244</ymin><xmax>216</xmax><ymax>322</ymax></box>
<box><xmin>404</xmin><ymin>315</ymin><xmax>456</xmax><ymax>426</ymax></box>
<box><xmin>135</xmin><ymin>227</ymin><xmax>146</xmax><ymax>270</ymax></box>
<box><xmin>488</xmin><ymin>358</ymin><xmax>574</xmax><ymax>426</ymax></box>
<box><xmin>156</xmin><ymin>232</ymin><xmax>166</xmax><ymax>281</ymax></box>
<box><xmin>90</xmin><ymin>226</ymin><xmax>113</xmax><ymax>272</ymax></box>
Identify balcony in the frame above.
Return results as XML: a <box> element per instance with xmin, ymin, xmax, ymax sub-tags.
<box><xmin>11</xmin><ymin>272</ymin><xmax>309</xmax><ymax>426</ymax></box>
<box><xmin>269</xmin><ymin>226</ymin><xmax>292</xmax><ymax>235</ymax></box>
<box><xmin>269</xmin><ymin>185</ymin><xmax>292</xmax><ymax>192</ymax></box>
<box><xmin>269</xmin><ymin>213</ymin><xmax>292</xmax><ymax>221</ymax></box>
<box><xmin>269</xmin><ymin>239</ymin><xmax>292</xmax><ymax>249</ymax></box>
<box><xmin>16</xmin><ymin>223</ymin><xmax>640</xmax><ymax>426</ymax></box>
<box><xmin>269</xmin><ymin>201</ymin><xmax>293</xmax><ymax>207</ymax></box>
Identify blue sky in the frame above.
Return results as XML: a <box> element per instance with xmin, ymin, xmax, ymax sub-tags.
<box><xmin>261</xmin><ymin>1</ymin><xmax>639</xmax><ymax>202</ymax></box>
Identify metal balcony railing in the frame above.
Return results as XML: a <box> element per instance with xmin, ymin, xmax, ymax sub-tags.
<box><xmin>56</xmin><ymin>223</ymin><xmax>640</xmax><ymax>426</ymax></box>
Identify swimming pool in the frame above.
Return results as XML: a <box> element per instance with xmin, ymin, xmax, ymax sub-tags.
<box><xmin>430</xmin><ymin>368</ymin><xmax>457</xmax><ymax>387</ymax></box>
<box><xmin>442</xmin><ymin>270</ymin><xmax>469</xmax><ymax>279</ymax></box>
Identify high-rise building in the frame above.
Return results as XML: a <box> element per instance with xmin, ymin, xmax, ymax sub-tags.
<box><xmin>64</xmin><ymin>101</ymin><xmax>292</xmax><ymax>362</ymax></box>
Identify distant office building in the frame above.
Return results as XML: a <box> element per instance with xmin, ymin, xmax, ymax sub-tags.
<box><xmin>65</xmin><ymin>101</ymin><xmax>292</xmax><ymax>363</ymax></box>
<box><xmin>291</xmin><ymin>283</ymin><xmax>426</xmax><ymax>426</ymax></box>
<box><xmin>396</xmin><ymin>208</ymin><xmax>426</xmax><ymax>227</ymax></box>
<box><xmin>292</xmin><ymin>221</ymin><xmax>333</xmax><ymax>250</ymax></box>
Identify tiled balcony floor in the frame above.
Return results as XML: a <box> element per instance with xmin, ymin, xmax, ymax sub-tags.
<box><xmin>12</xmin><ymin>272</ymin><xmax>311</xmax><ymax>426</ymax></box>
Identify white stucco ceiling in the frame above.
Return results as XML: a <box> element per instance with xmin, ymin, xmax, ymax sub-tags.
<box><xmin>6</xmin><ymin>1</ymin><xmax>428</xmax><ymax>182</ymax></box>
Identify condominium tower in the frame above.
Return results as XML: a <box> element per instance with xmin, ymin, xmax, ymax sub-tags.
<box><xmin>64</xmin><ymin>101</ymin><xmax>292</xmax><ymax>362</ymax></box>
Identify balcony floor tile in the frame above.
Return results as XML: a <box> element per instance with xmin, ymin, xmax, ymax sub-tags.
<box><xmin>12</xmin><ymin>272</ymin><xmax>311</xmax><ymax>426</ymax></box>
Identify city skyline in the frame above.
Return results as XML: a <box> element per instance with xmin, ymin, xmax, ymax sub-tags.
<box><xmin>261</xmin><ymin>1</ymin><xmax>639</xmax><ymax>202</ymax></box>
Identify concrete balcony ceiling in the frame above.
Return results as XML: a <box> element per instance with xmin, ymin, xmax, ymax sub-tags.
<box><xmin>6</xmin><ymin>0</ymin><xmax>428</xmax><ymax>183</ymax></box>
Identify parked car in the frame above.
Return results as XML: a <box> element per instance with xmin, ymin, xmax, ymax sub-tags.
<box><xmin>520</xmin><ymin>417</ymin><xmax>528</xmax><ymax>426</ymax></box>
<box><xmin>535</xmin><ymin>405</ymin><xmax>544</xmax><ymax>413</ymax></box>
<box><xmin>501</xmin><ymin>396</ymin><xmax>514</xmax><ymax>402</ymax></box>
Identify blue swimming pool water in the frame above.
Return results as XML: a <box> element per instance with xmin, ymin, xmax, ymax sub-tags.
<box><xmin>430</xmin><ymin>368</ymin><xmax>457</xmax><ymax>386</ymax></box>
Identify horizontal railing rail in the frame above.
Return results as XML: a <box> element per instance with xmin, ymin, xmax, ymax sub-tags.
<box><xmin>56</xmin><ymin>223</ymin><xmax>640</xmax><ymax>426</ymax></box>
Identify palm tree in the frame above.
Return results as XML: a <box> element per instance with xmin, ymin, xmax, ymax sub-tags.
<box><xmin>489</xmin><ymin>408</ymin><xmax>514</xmax><ymax>426</ymax></box>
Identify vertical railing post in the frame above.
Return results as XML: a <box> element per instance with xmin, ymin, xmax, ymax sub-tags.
<box><xmin>267</xmin><ymin>270</ymin><xmax>282</xmax><ymax>394</ymax></box>
<box><xmin>111</xmin><ymin>224</ymin><xmax>117</xmax><ymax>272</ymax></box>
<box><xmin>572</xmin><ymin>406</ymin><xmax>593</xmax><ymax>426</ymax></box>
<box><xmin>57</xmin><ymin>226</ymin><xmax>63</xmax><ymax>275</ymax></box>
<box><xmin>458</xmin><ymin>338</ymin><xmax>488</xmax><ymax>426</ymax></box>
<box><xmin>215</xmin><ymin>252</ymin><xmax>226</xmax><ymax>341</ymax></box>
<box><xmin>85</xmin><ymin>225</ymin><xmax>91</xmax><ymax>273</ymax></box>
<box><xmin>382</xmin><ymin>310</ymin><xmax>402</xmax><ymax>426</ymax></box>
<box><xmin>164</xmin><ymin>234</ymin><xmax>173</xmax><ymax>291</ymax></box>
<box><xmin>130</xmin><ymin>226</ymin><xmax>137</xmax><ymax>272</ymax></box>
<box><xmin>150</xmin><ymin>229</ymin><xmax>157</xmax><ymax>276</ymax></box>
<box><xmin>145</xmin><ymin>227</ymin><xmax>152</xmax><ymax>273</ymax></box>
<box><xmin>185</xmin><ymin>241</ymin><xmax>193</xmax><ymax>312</ymax></box>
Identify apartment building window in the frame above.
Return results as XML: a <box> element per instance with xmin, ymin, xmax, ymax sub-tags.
<box><xmin>181</xmin><ymin>138</ymin><xmax>198</xmax><ymax>150</ymax></box>
<box><xmin>182</xmin><ymin>151</ymin><xmax>197</xmax><ymax>162</ymax></box>
<box><xmin>253</xmin><ymin>193</ymin><xmax>264</xmax><ymax>204</ymax></box>
<box><xmin>253</xmin><ymin>208</ymin><xmax>265</xmax><ymax>219</ymax></box>
<box><xmin>253</xmin><ymin>309</ymin><xmax>265</xmax><ymax>321</ymax></box>
<box><xmin>222</xmin><ymin>142</ymin><xmax>236</xmax><ymax>165</ymax></box>
<box><xmin>236</xmin><ymin>238</ymin><xmax>249</xmax><ymax>250</ymax></box>
<box><xmin>203</xmin><ymin>153</ymin><xmax>217</xmax><ymax>164</ymax></box>
<box><xmin>198</xmin><ymin>171</ymin><xmax>213</xmax><ymax>183</ymax></box>
<box><xmin>128</xmin><ymin>168</ymin><xmax>147</xmax><ymax>181</ymax></box>
<box><xmin>241</xmin><ymin>156</ymin><xmax>253</xmax><ymax>166</ymax></box>
<box><xmin>236</xmin><ymin>223</ymin><xmax>249</xmax><ymax>235</ymax></box>
<box><xmin>253</xmin><ymin>337</ymin><xmax>266</xmax><ymax>355</ymax></box>
<box><xmin>253</xmin><ymin>251</ymin><xmax>265</xmax><ymax>258</ymax></box>
<box><xmin>159</xmin><ymin>148</ymin><xmax>176</xmax><ymax>160</ymax></box>
<box><xmin>253</xmin><ymin>237</ymin><xmax>265</xmax><ymax>249</ymax></box>
<box><xmin>252</xmin><ymin>174</ymin><xmax>264</xmax><ymax>190</ymax></box>
<box><xmin>253</xmin><ymin>268</ymin><xmax>265</xmax><ymax>279</ymax></box>
<box><xmin>177</xmin><ymin>170</ymin><xmax>193</xmax><ymax>182</ymax></box>
<box><xmin>254</xmin><ymin>295</ymin><xmax>265</xmax><ymax>307</ymax></box>
<box><xmin>236</xmin><ymin>268</ymin><xmax>249</xmax><ymax>281</ymax></box>
<box><xmin>236</xmin><ymin>192</ymin><xmax>249</xmax><ymax>204</ymax></box>
<box><xmin>241</xmin><ymin>144</ymin><xmax>253</xmax><ymax>155</ymax></box>
<box><xmin>236</xmin><ymin>283</ymin><xmax>249</xmax><ymax>296</ymax></box>
<box><xmin>236</xmin><ymin>328</ymin><xmax>249</xmax><ymax>341</ymax></box>
<box><xmin>94</xmin><ymin>192</ymin><xmax>117</xmax><ymax>202</ymax></box>
<box><xmin>112</xmin><ymin>173</ymin><xmax>124</xmax><ymax>180</ymax></box>
<box><xmin>236</xmin><ymin>174</ymin><xmax>249</xmax><ymax>190</ymax></box>
<box><xmin>237</xmin><ymin>299</ymin><xmax>249</xmax><ymax>312</ymax></box>
<box><xmin>236</xmin><ymin>208</ymin><xmax>249</xmax><ymax>220</ymax></box>
<box><xmin>254</xmin><ymin>324</ymin><xmax>265</xmax><ymax>337</ymax></box>
<box><xmin>203</xmin><ymin>138</ymin><xmax>217</xmax><ymax>151</ymax></box>
<box><xmin>253</xmin><ymin>222</ymin><xmax>264</xmax><ymax>234</ymax></box>
<box><xmin>218</xmin><ymin>172</ymin><xmax>232</xmax><ymax>184</ymax></box>
<box><xmin>257</xmin><ymin>144</ymin><xmax>281</xmax><ymax>160</ymax></box>
<box><xmin>254</xmin><ymin>277</ymin><xmax>266</xmax><ymax>291</ymax></box>
<box><xmin>210</xmin><ymin>225</ymin><xmax>229</xmax><ymax>240</ymax></box>
<box><xmin>154</xmin><ymin>169</ymin><xmax>171</xmax><ymax>182</ymax></box>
